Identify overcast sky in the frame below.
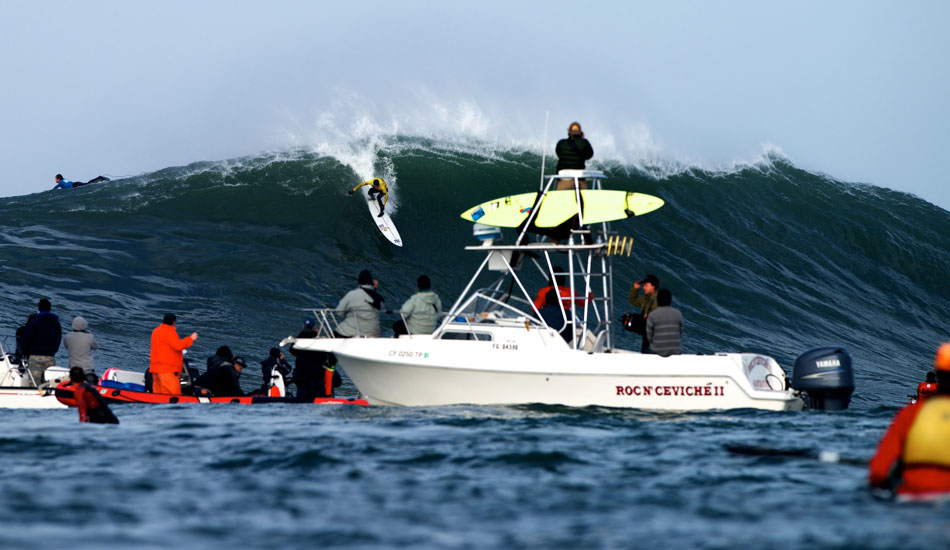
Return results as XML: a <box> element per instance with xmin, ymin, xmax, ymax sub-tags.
<box><xmin>2</xmin><ymin>1</ymin><xmax>947</xmax><ymax>209</ymax></box>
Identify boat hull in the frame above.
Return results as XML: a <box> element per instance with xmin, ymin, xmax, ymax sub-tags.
<box><xmin>304</xmin><ymin>337</ymin><xmax>804</xmax><ymax>411</ymax></box>
<box><xmin>0</xmin><ymin>386</ymin><xmax>67</xmax><ymax>409</ymax></box>
<box><xmin>54</xmin><ymin>384</ymin><xmax>369</xmax><ymax>406</ymax></box>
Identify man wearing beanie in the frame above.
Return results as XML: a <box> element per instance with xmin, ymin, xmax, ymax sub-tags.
<box><xmin>869</xmin><ymin>343</ymin><xmax>950</xmax><ymax>496</ymax></box>
<box><xmin>20</xmin><ymin>298</ymin><xmax>62</xmax><ymax>386</ymax></box>
<box><xmin>554</xmin><ymin>121</ymin><xmax>594</xmax><ymax>190</ymax></box>
<box><xmin>334</xmin><ymin>269</ymin><xmax>384</xmax><ymax>338</ymax></box>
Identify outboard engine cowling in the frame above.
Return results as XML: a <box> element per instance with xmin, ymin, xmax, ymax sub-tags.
<box><xmin>791</xmin><ymin>347</ymin><xmax>854</xmax><ymax>410</ymax></box>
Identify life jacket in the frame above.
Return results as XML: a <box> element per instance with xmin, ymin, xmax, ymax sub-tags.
<box><xmin>903</xmin><ymin>396</ymin><xmax>950</xmax><ymax>468</ymax></box>
<box><xmin>324</xmin><ymin>365</ymin><xmax>336</xmax><ymax>397</ymax></box>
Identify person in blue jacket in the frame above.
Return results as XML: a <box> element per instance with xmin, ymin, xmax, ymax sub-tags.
<box><xmin>52</xmin><ymin>174</ymin><xmax>109</xmax><ymax>190</ymax></box>
<box><xmin>21</xmin><ymin>298</ymin><xmax>62</xmax><ymax>385</ymax></box>
<box><xmin>53</xmin><ymin>174</ymin><xmax>78</xmax><ymax>189</ymax></box>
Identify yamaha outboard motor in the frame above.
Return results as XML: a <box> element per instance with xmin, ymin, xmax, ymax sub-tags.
<box><xmin>791</xmin><ymin>347</ymin><xmax>855</xmax><ymax>410</ymax></box>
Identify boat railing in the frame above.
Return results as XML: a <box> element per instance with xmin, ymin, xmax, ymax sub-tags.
<box><xmin>297</xmin><ymin>302</ymin><xmax>562</xmax><ymax>343</ymax></box>
<box><xmin>0</xmin><ymin>337</ymin><xmax>33</xmax><ymax>387</ymax></box>
<box><xmin>299</xmin><ymin>307</ymin><xmax>480</xmax><ymax>339</ymax></box>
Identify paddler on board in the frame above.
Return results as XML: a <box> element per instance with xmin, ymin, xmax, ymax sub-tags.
<box><xmin>869</xmin><ymin>343</ymin><xmax>950</xmax><ymax>498</ymax></box>
<box><xmin>349</xmin><ymin>178</ymin><xmax>389</xmax><ymax>217</ymax></box>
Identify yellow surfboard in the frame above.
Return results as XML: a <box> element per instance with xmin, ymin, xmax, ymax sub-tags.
<box><xmin>460</xmin><ymin>190</ymin><xmax>664</xmax><ymax>228</ymax></box>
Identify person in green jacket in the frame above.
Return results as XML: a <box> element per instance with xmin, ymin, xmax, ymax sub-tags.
<box><xmin>628</xmin><ymin>274</ymin><xmax>659</xmax><ymax>352</ymax></box>
<box><xmin>393</xmin><ymin>275</ymin><xmax>443</xmax><ymax>337</ymax></box>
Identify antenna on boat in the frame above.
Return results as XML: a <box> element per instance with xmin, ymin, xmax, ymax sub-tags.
<box><xmin>539</xmin><ymin>110</ymin><xmax>549</xmax><ymax>192</ymax></box>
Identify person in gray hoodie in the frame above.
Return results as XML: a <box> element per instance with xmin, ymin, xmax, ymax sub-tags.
<box><xmin>63</xmin><ymin>316</ymin><xmax>99</xmax><ymax>384</ymax></box>
<box><xmin>334</xmin><ymin>269</ymin><xmax>384</xmax><ymax>338</ymax></box>
<box><xmin>393</xmin><ymin>275</ymin><xmax>443</xmax><ymax>337</ymax></box>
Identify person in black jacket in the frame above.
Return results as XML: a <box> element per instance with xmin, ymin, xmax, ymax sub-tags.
<box><xmin>13</xmin><ymin>313</ymin><xmax>35</xmax><ymax>364</ymax></box>
<box><xmin>555</xmin><ymin>122</ymin><xmax>594</xmax><ymax>190</ymax></box>
<box><xmin>207</xmin><ymin>346</ymin><xmax>234</xmax><ymax>371</ymax></box>
<box><xmin>260</xmin><ymin>347</ymin><xmax>292</xmax><ymax>386</ymax></box>
<box><xmin>21</xmin><ymin>298</ymin><xmax>62</xmax><ymax>386</ymax></box>
<box><xmin>195</xmin><ymin>356</ymin><xmax>246</xmax><ymax>397</ymax></box>
<box><xmin>290</xmin><ymin>319</ymin><xmax>341</xmax><ymax>401</ymax></box>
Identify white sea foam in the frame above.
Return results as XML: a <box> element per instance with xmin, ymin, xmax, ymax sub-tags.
<box><xmin>265</xmin><ymin>93</ymin><xmax>794</xmax><ymax>189</ymax></box>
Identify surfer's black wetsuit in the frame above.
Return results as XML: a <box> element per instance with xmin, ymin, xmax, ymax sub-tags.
<box><xmin>194</xmin><ymin>363</ymin><xmax>245</xmax><ymax>397</ymax></box>
<box><xmin>73</xmin><ymin>382</ymin><xmax>119</xmax><ymax>424</ymax></box>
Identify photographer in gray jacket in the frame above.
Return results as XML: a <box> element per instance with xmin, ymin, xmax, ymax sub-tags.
<box><xmin>334</xmin><ymin>269</ymin><xmax>384</xmax><ymax>338</ymax></box>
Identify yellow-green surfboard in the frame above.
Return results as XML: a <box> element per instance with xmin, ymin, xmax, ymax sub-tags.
<box><xmin>460</xmin><ymin>190</ymin><xmax>664</xmax><ymax>228</ymax></box>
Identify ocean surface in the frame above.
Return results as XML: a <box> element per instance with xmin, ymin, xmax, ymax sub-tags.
<box><xmin>1</xmin><ymin>137</ymin><xmax>949</xmax><ymax>548</ymax></box>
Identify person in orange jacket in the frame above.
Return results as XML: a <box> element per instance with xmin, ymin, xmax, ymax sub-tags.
<box><xmin>532</xmin><ymin>266</ymin><xmax>589</xmax><ymax>311</ymax></box>
<box><xmin>869</xmin><ymin>343</ymin><xmax>950</xmax><ymax>497</ymax></box>
<box><xmin>148</xmin><ymin>313</ymin><xmax>197</xmax><ymax>395</ymax></box>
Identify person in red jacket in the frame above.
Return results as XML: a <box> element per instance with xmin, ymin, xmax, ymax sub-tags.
<box><xmin>916</xmin><ymin>371</ymin><xmax>938</xmax><ymax>401</ymax></box>
<box><xmin>869</xmin><ymin>343</ymin><xmax>950</xmax><ymax>497</ymax></box>
<box><xmin>533</xmin><ymin>266</ymin><xmax>589</xmax><ymax>311</ymax></box>
<box><xmin>69</xmin><ymin>367</ymin><xmax>118</xmax><ymax>424</ymax></box>
<box><xmin>148</xmin><ymin>314</ymin><xmax>197</xmax><ymax>395</ymax></box>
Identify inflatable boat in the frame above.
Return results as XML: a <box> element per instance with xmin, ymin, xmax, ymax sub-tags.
<box><xmin>54</xmin><ymin>367</ymin><xmax>368</xmax><ymax>407</ymax></box>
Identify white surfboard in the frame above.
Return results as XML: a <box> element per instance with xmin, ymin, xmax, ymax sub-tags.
<box><xmin>365</xmin><ymin>193</ymin><xmax>403</xmax><ymax>247</ymax></box>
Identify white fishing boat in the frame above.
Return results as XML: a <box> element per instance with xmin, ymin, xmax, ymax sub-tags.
<box><xmin>287</xmin><ymin>171</ymin><xmax>854</xmax><ymax>411</ymax></box>
<box><xmin>0</xmin><ymin>339</ymin><xmax>68</xmax><ymax>409</ymax></box>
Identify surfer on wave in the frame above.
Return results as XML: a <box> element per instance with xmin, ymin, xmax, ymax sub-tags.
<box><xmin>52</xmin><ymin>174</ymin><xmax>110</xmax><ymax>190</ymax></box>
<box><xmin>349</xmin><ymin>178</ymin><xmax>389</xmax><ymax>217</ymax></box>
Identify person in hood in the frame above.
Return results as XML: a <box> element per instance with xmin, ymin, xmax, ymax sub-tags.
<box><xmin>63</xmin><ymin>316</ymin><xmax>99</xmax><ymax>384</ymax></box>
<box><xmin>21</xmin><ymin>298</ymin><xmax>62</xmax><ymax>386</ymax></box>
<box><xmin>334</xmin><ymin>269</ymin><xmax>384</xmax><ymax>338</ymax></box>
<box><xmin>348</xmin><ymin>178</ymin><xmax>389</xmax><ymax>217</ymax></box>
<box><xmin>68</xmin><ymin>367</ymin><xmax>118</xmax><ymax>424</ymax></box>
<box><xmin>869</xmin><ymin>343</ymin><xmax>950</xmax><ymax>496</ymax></box>
<box><xmin>393</xmin><ymin>275</ymin><xmax>442</xmax><ymax>337</ymax></box>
